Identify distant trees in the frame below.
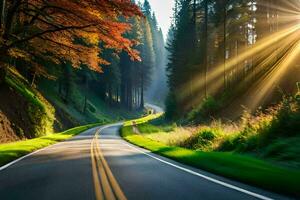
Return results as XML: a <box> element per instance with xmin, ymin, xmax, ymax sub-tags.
<box><xmin>166</xmin><ymin>0</ymin><xmax>300</xmax><ymax>119</ymax></box>
<box><xmin>144</xmin><ymin>3</ymin><xmax>167</xmax><ymax>106</ymax></box>
<box><xmin>72</xmin><ymin>0</ymin><xmax>164</xmax><ymax>110</ymax></box>
<box><xmin>112</xmin><ymin>0</ymin><xmax>160</xmax><ymax>110</ymax></box>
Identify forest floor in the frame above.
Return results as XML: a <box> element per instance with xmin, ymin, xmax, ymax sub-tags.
<box><xmin>121</xmin><ymin>114</ymin><xmax>300</xmax><ymax>198</ymax></box>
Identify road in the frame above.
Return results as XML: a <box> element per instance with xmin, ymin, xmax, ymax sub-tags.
<box><xmin>145</xmin><ymin>103</ymin><xmax>164</xmax><ymax>113</ymax></box>
<box><xmin>0</xmin><ymin>115</ymin><xmax>291</xmax><ymax>200</ymax></box>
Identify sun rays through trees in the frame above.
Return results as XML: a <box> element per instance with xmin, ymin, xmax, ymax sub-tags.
<box><xmin>166</xmin><ymin>0</ymin><xmax>300</xmax><ymax>119</ymax></box>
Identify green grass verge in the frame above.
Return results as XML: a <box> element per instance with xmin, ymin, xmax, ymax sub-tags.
<box><xmin>0</xmin><ymin>123</ymin><xmax>102</xmax><ymax>167</ymax></box>
<box><xmin>123</xmin><ymin>113</ymin><xmax>163</xmax><ymax>127</ymax></box>
<box><xmin>5</xmin><ymin>71</ymin><xmax>46</xmax><ymax>112</ymax></box>
<box><xmin>121</xmin><ymin>118</ymin><xmax>300</xmax><ymax>198</ymax></box>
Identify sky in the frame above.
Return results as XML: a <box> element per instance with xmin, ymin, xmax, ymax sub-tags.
<box><xmin>146</xmin><ymin>0</ymin><xmax>175</xmax><ymax>40</ymax></box>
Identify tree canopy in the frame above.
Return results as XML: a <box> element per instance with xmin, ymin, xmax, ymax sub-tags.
<box><xmin>0</xmin><ymin>0</ymin><xmax>142</xmax><ymax>72</ymax></box>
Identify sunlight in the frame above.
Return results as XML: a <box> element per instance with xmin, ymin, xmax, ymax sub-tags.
<box><xmin>247</xmin><ymin>39</ymin><xmax>300</xmax><ymax>110</ymax></box>
<box><xmin>1</xmin><ymin>1</ymin><xmax>300</xmax><ymax>199</ymax></box>
<box><xmin>179</xmin><ymin>20</ymin><xmax>300</xmax><ymax>109</ymax></box>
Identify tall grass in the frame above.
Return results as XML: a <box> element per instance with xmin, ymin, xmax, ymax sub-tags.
<box><xmin>121</xmin><ymin>114</ymin><xmax>300</xmax><ymax>197</ymax></box>
<box><xmin>132</xmin><ymin>96</ymin><xmax>300</xmax><ymax>167</ymax></box>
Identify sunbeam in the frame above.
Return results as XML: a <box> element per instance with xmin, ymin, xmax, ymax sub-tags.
<box><xmin>178</xmin><ymin>12</ymin><xmax>300</xmax><ymax>111</ymax></box>
<box><xmin>246</xmin><ymin>39</ymin><xmax>300</xmax><ymax>110</ymax></box>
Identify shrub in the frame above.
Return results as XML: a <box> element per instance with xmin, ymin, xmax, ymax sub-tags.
<box><xmin>219</xmin><ymin>95</ymin><xmax>300</xmax><ymax>156</ymax></box>
<box><xmin>262</xmin><ymin>137</ymin><xmax>300</xmax><ymax>166</ymax></box>
<box><xmin>269</xmin><ymin>96</ymin><xmax>300</xmax><ymax>138</ymax></box>
<box><xmin>165</xmin><ymin>92</ymin><xmax>178</xmax><ymax>120</ymax></box>
<box><xmin>179</xmin><ymin>126</ymin><xmax>222</xmax><ymax>151</ymax></box>
<box><xmin>187</xmin><ymin>96</ymin><xmax>221</xmax><ymax>123</ymax></box>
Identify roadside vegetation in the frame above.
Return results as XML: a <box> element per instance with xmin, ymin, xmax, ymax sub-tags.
<box><xmin>0</xmin><ymin>68</ymin><xmax>55</xmax><ymax>139</ymax></box>
<box><xmin>184</xmin><ymin>95</ymin><xmax>300</xmax><ymax>168</ymax></box>
<box><xmin>121</xmin><ymin>95</ymin><xmax>300</xmax><ymax>197</ymax></box>
<box><xmin>0</xmin><ymin>123</ymin><xmax>103</xmax><ymax>167</ymax></box>
<box><xmin>0</xmin><ymin>67</ymin><xmax>142</xmax><ymax>143</ymax></box>
<box><xmin>0</xmin><ymin>0</ymin><xmax>166</xmax><ymax>145</ymax></box>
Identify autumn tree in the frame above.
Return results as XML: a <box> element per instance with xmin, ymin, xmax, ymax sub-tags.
<box><xmin>0</xmin><ymin>0</ymin><xmax>142</xmax><ymax>83</ymax></box>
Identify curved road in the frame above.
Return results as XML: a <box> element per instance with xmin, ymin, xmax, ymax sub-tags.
<box><xmin>0</xmin><ymin>109</ymin><xmax>291</xmax><ymax>200</ymax></box>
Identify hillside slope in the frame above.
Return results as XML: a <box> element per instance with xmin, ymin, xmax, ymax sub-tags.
<box><xmin>0</xmin><ymin>68</ymin><xmax>55</xmax><ymax>142</ymax></box>
<box><xmin>0</xmin><ymin>68</ymin><xmax>141</xmax><ymax>144</ymax></box>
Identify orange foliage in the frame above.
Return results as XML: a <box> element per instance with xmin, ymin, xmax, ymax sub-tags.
<box><xmin>0</xmin><ymin>0</ymin><xmax>143</xmax><ymax>72</ymax></box>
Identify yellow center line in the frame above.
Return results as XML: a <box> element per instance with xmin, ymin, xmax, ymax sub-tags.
<box><xmin>94</xmin><ymin>134</ymin><xmax>127</xmax><ymax>200</ymax></box>
<box><xmin>91</xmin><ymin>127</ymin><xmax>127</xmax><ymax>200</ymax></box>
<box><xmin>93</xmin><ymin>137</ymin><xmax>116</xmax><ymax>200</ymax></box>
<box><xmin>90</xmin><ymin>137</ymin><xmax>104</xmax><ymax>200</ymax></box>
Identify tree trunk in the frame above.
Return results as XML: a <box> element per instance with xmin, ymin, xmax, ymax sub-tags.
<box><xmin>116</xmin><ymin>88</ymin><xmax>119</xmax><ymax>104</ymax></box>
<box><xmin>120</xmin><ymin>79</ymin><xmax>126</xmax><ymax>107</ymax></box>
<box><xmin>136</xmin><ymin>88</ymin><xmax>139</xmax><ymax>109</ymax></box>
<box><xmin>127</xmin><ymin>83</ymin><xmax>132</xmax><ymax>110</ymax></box>
<box><xmin>108</xmin><ymin>84</ymin><xmax>112</xmax><ymax>105</ymax></box>
<box><xmin>223</xmin><ymin>3</ymin><xmax>227</xmax><ymax>91</ymax></box>
<box><xmin>30</xmin><ymin>71</ymin><xmax>36</xmax><ymax>87</ymax></box>
<box><xmin>1</xmin><ymin>0</ymin><xmax>6</xmax><ymax>29</ymax></box>
<box><xmin>140</xmin><ymin>74</ymin><xmax>144</xmax><ymax>109</ymax></box>
<box><xmin>83</xmin><ymin>95</ymin><xmax>87</xmax><ymax>113</ymax></box>
<box><xmin>204</xmin><ymin>0</ymin><xmax>208</xmax><ymax>98</ymax></box>
<box><xmin>0</xmin><ymin>65</ymin><xmax>7</xmax><ymax>85</ymax></box>
<box><xmin>58</xmin><ymin>78</ymin><xmax>62</xmax><ymax>95</ymax></box>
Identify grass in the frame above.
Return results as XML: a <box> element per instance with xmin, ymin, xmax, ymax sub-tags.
<box><xmin>123</xmin><ymin>113</ymin><xmax>163</xmax><ymax>128</ymax></box>
<box><xmin>137</xmin><ymin>122</ymin><xmax>175</xmax><ymax>133</ymax></box>
<box><xmin>39</xmin><ymin>77</ymin><xmax>144</xmax><ymax>125</ymax></box>
<box><xmin>0</xmin><ymin>123</ymin><xmax>103</xmax><ymax>167</ymax></box>
<box><xmin>121</xmin><ymin>116</ymin><xmax>300</xmax><ymax>198</ymax></box>
<box><xmin>4</xmin><ymin>69</ymin><xmax>56</xmax><ymax>137</ymax></box>
<box><xmin>5</xmin><ymin>70</ymin><xmax>46</xmax><ymax>112</ymax></box>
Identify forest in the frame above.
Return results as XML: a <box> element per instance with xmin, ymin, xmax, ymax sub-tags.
<box><xmin>166</xmin><ymin>0</ymin><xmax>300</xmax><ymax>120</ymax></box>
<box><xmin>121</xmin><ymin>0</ymin><xmax>300</xmax><ymax>197</ymax></box>
<box><xmin>0</xmin><ymin>0</ymin><xmax>300</xmax><ymax>199</ymax></box>
<box><xmin>0</xmin><ymin>0</ymin><xmax>167</xmax><ymax>141</ymax></box>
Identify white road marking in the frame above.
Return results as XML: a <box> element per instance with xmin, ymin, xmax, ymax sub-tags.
<box><xmin>98</xmin><ymin>123</ymin><xmax>273</xmax><ymax>200</ymax></box>
<box><xmin>0</xmin><ymin>126</ymin><xmax>102</xmax><ymax>171</ymax></box>
<box><xmin>0</xmin><ymin>120</ymin><xmax>275</xmax><ymax>200</ymax></box>
<box><xmin>0</xmin><ymin>143</ymin><xmax>59</xmax><ymax>171</ymax></box>
<box><xmin>116</xmin><ymin>139</ymin><xmax>273</xmax><ymax>200</ymax></box>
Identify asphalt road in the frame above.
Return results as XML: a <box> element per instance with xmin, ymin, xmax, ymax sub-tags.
<box><xmin>0</xmin><ymin>123</ymin><xmax>292</xmax><ymax>200</ymax></box>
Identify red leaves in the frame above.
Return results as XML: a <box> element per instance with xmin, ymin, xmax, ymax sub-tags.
<box><xmin>1</xmin><ymin>0</ymin><xmax>143</xmax><ymax>72</ymax></box>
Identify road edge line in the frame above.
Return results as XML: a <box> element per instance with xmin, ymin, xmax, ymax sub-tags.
<box><xmin>122</xmin><ymin>142</ymin><xmax>274</xmax><ymax>200</ymax></box>
<box><xmin>0</xmin><ymin>126</ymin><xmax>102</xmax><ymax>172</ymax></box>
<box><xmin>0</xmin><ymin>143</ymin><xmax>60</xmax><ymax>171</ymax></box>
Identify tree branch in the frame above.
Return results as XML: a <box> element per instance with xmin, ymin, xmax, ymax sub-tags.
<box><xmin>8</xmin><ymin>24</ymin><xmax>95</xmax><ymax>48</ymax></box>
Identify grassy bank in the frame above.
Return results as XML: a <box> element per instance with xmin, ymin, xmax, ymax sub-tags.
<box><xmin>121</xmin><ymin>115</ymin><xmax>300</xmax><ymax>197</ymax></box>
<box><xmin>0</xmin><ymin>123</ymin><xmax>102</xmax><ymax>167</ymax></box>
<box><xmin>1</xmin><ymin>68</ymin><xmax>56</xmax><ymax>139</ymax></box>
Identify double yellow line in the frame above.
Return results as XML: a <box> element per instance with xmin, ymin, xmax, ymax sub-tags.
<box><xmin>91</xmin><ymin>128</ymin><xmax>127</xmax><ymax>200</ymax></box>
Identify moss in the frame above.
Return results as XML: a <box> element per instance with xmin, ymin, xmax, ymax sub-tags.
<box><xmin>5</xmin><ymin>69</ymin><xmax>55</xmax><ymax>138</ymax></box>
